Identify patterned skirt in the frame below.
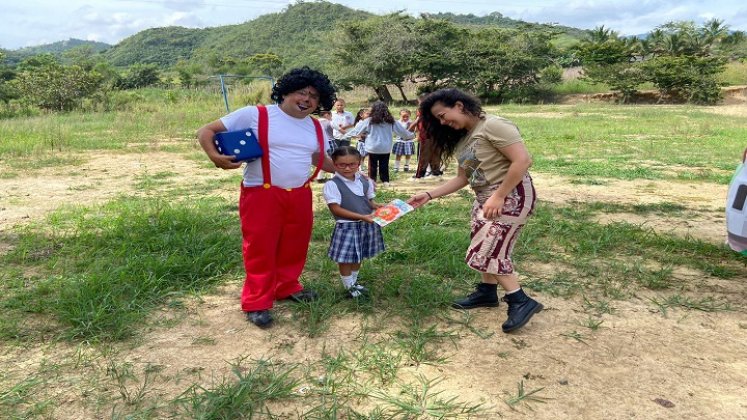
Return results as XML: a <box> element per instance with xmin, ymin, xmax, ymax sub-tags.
<box><xmin>465</xmin><ymin>174</ymin><xmax>536</xmax><ymax>274</ymax></box>
<box><xmin>392</xmin><ymin>140</ymin><xmax>415</xmax><ymax>156</ymax></box>
<box><xmin>328</xmin><ymin>221</ymin><xmax>385</xmax><ymax>263</ymax></box>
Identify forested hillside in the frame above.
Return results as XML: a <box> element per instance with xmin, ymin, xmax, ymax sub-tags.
<box><xmin>102</xmin><ymin>2</ymin><xmax>373</xmax><ymax>69</ymax></box>
<box><xmin>0</xmin><ymin>39</ymin><xmax>110</xmax><ymax>66</ymax></box>
<box><xmin>2</xmin><ymin>1</ymin><xmax>745</xmax><ymax>115</ymax></box>
<box><xmin>105</xmin><ymin>26</ymin><xmax>207</xmax><ymax>67</ymax></box>
<box><xmin>2</xmin><ymin>2</ymin><xmax>589</xmax><ymax>72</ymax></box>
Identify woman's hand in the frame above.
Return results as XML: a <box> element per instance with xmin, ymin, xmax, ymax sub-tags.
<box><xmin>407</xmin><ymin>192</ymin><xmax>431</xmax><ymax>209</ymax></box>
<box><xmin>361</xmin><ymin>214</ymin><xmax>375</xmax><ymax>224</ymax></box>
<box><xmin>482</xmin><ymin>194</ymin><xmax>505</xmax><ymax>219</ymax></box>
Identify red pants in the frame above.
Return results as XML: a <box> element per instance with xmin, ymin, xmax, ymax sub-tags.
<box><xmin>239</xmin><ymin>185</ymin><xmax>313</xmax><ymax>311</ymax></box>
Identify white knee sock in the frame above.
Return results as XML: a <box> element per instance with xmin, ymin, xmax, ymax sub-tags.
<box><xmin>341</xmin><ymin>274</ymin><xmax>355</xmax><ymax>289</ymax></box>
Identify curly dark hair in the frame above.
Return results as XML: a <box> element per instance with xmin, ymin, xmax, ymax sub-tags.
<box><xmin>270</xmin><ymin>66</ymin><xmax>337</xmax><ymax>111</ymax></box>
<box><xmin>419</xmin><ymin>88</ymin><xmax>483</xmax><ymax>161</ymax></box>
<box><xmin>369</xmin><ymin>101</ymin><xmax>395</xmax><ymax>125</ymax></box>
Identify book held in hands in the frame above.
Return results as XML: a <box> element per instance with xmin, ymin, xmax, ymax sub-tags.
<box><xmin>373</xmin><ymin>199</ymin><xmax>415</xmax><ymax>227</ymax></box>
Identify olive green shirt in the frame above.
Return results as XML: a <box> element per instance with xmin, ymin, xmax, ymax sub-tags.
<box><xmin>456</xmin><ymin>114</ymin><xmax>524</xmax><ymax>189</ymax></box>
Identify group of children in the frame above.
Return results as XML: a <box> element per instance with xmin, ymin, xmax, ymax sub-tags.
<box><xmin>318</xmin><ymin>99</ymin><xmax>438</xmax><ymax>187</ymax></box>
<box><xmin>319</xmin><ymin>99</ymin><xmax>447</xmax><ymax>299</ymax></box>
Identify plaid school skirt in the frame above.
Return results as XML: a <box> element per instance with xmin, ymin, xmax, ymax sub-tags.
<box><xmin>328</xmin><ymin>221</ymin><xmax>385</xmax><ymax>263</ymax></box>
<box><xmin>392</xmin><ymin>140</ymin><xmax>415</xmax><ymax>156</ymax></box>
<box><xmin>465</xmin><ymin>174</ymin><xmax>536</xmax><ymax>274</ymax></box>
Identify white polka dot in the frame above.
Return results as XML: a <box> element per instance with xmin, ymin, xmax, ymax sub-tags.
<box><xmin>234</xmin><ymin>149</ymin><xmax>241</xmax><ymax>154</ymax></box>
<box><xmin>239</xmin><ymin>140</ymin><xmax>246</xmax><ymax>145</ymax></box>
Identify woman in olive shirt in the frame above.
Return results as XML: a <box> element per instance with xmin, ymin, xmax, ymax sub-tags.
<box><xmin>408</xmin><ymin>88</ymin><xmax>543</xmax><ymax>333</ymax></box>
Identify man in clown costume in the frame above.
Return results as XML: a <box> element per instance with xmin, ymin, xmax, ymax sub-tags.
<box><xmin>197</xmin><ymin>67</ymin><xmax>337</xmax><ymax>328</ymax></box>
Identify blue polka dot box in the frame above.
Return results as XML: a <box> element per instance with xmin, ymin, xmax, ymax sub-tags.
<box><xmin>213</xmin><ymin>129</ymin><xmax>263</xmax><ymax>162</ymax></box>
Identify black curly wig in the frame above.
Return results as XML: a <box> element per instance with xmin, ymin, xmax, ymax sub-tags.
<box><xmin>418</xmin><ymin>88</ymin><xmax>483</xmax><ymax>161</ymax></box>
<box><xmin>270</xmin><ymin>66</ymin><xmax>337</xmax><ymax>112</ymax></box>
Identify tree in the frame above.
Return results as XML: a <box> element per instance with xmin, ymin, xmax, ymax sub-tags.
<box><xmin>116</xmin><ymin>64</ymin><xmax>161</xmax><ymax>89</ymax></box>
<box><xmin>62</xmin><ymin>45</ymin><xmax>99</xmax><ymax>71</ymax></box>
<box><xmin>410</xmin><ymin>18</ymin><xmax>470</xmax><ymax>91</ymax></box>
<box><xmin>13</xmin><ymin>59</ymin><xmax>103</xmax><ymax>111</ymax></box>
<box><xmin>247</xmin><ymin>53</ymin><xmax>283</xmax><ymax>78</ymax></box>
<box><xmin>462</xmin><ymin>26</ymin><xmax>559</xmax><ymax>100</ymax></box>
<box><xmin>0</xmin><ymin>51</ymin><xmax>19</xmax><ymax>103</ymax></box>
<box><xmin>573</xmin><ymin>26</ymin><xmax>642</xmax><ymax>102</ymax></box>
<box><xmin>332</xmin><ymin>13</ymin><xmax>418</xmax><ymax>102</ymax></box>
<box><xmin>643</xmin><ymin>55</ymin><xmax>726</xmax><ymax>104</ymax></box>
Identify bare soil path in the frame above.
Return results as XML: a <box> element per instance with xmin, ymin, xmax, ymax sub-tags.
<box><xmin>1</xmin><ymin>151</ymin><xmax>745</xmax><ymax>419</ymax></box>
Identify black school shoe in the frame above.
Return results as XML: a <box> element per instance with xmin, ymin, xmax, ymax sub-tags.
<box><xmin>284</xmin><ymin>289</ymin><xmax>319</xmax><ymax>303</ymax></box>
<box><xmin>451</xmin><ymin>282</ymin><xmax>499</xmax><ymax>309</ymax></box>
<box><xmin>501</xmin><ymin>289</ymin><xmax>543</xmax><ymax>333</ymax></box>
<box><xmin>246</xmin><ymin>310</ymin><xmax>273</xmax><ymax>329</ymax></box>
<box><xmin>346</xmin><ymin>283</ymin><xmax>369</xmax><ymax>299</ymax></box>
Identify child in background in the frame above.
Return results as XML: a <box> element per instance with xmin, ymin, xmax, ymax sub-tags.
<box><xmin>323</xmin><ymin>146</ymin><xmax>385</xmax><ymax>298</ymax></box>
<box><xmin>316</xmin><ymin>110</ymin><xmax>336</xmax><ymax>182</ymax></box>
<box><xmin>353</xmin><ymin>108</ymin><xmax>370</xmax><ymax>171</ymax></box>
<box><xmin>341</xmin><ymin>101</ymin><xmax>414</xmax><ymax>186</ymax></box>
<box><xmin>319</xmin><ymin>110</ymin><xmax>336</xmax><ymax>155</ymax></box>
<box><xmin>392</xmin><ymin>109</ymin><xmax>415</xmax><ymax>173</ymax></box>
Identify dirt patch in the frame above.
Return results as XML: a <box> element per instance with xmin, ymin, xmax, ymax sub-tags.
<box><xmin>1</xmin><ymin>152</ymin><xmax>745</xmax><ymax>418</ymax></box>
<box><xmin>558</xmin><ymin>85</ymin><xmax>747</xmax><ymax>106</ymax></box>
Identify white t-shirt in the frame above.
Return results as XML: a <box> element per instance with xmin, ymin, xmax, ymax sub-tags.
<box><xmin>220</xmin><ymin>104</ymin><xmax>326</xmax><ymax>189</ymax></box>
<box><xmin>323</xmin><ymin>172</ymin><xmax>376</xmax><ymax>223</ymax></box>
<box><xmin>331</xmin><ymin>111</ymin><xmax>354</xmax><ymax>139</ymax></box>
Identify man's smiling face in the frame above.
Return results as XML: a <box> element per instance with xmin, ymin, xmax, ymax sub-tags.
<box><xmin>279</xmin><ymin>86</ymin><xmax>320</xmax><ymax>118</ymax></box>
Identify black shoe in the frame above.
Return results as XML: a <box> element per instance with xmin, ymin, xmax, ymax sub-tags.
<box><xmin>285</xmin><ymin>289</ymin><xmax>318</xmax><ymax>303</ymax></box>
<box><xmin>451</xmin><ymin>283</ymin><xmax>499</xmax><ymax>309</ymax></box>
<box><xmin>404</xmin><ymin>166</ymin><xmax>410</xmax><ymax>172</ymax></box>
<box><xmin>246</xmin><ymin>310</ymin><xmax>273</xmax><ymax>329</ymax></box>
<box><xmin>501</xmin><ymin>290</ymin><xmax>543</xmax><ymax>333</ymax></box>
<box><xmin>346</xmin><ymin>283</ymin><xmax>369</xmax><ymax>299</ymax></box>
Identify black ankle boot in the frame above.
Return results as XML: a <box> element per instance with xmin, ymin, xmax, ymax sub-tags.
<box><xmin>501</xmin><ymin>289</ymin><xmax>543</xmax><ymax>333</ymax></box>
<box><xmin>452</xmin><ymin>283</ymin><xmax>499</xmax><ymax>309</ymax></box>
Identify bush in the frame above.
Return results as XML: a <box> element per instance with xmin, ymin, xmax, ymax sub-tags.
<box><xmin>12</xmin><ymin>63</ymin><xmax>103</xmax><ymax>111</ymax></box>
<box><xmin>0</xmin><ymin>99</ymin><xmax>42</xmax><ymax>119</ymax></box>
<box><xmin>643</xmin><ymin>55</ymin><xmax>726</xmax><ymax>104</ymax></box>
<box><xmin>115</xmin><ymin>64</ymin><xmax>161</xmax><ymax>90</ymax></box>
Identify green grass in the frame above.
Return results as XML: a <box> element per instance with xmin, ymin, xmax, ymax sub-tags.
<box><xmin>1</xmin><ymin>88</ymin><xmax>745</xmax><ymax>184</ymax></box>
<box><xmin>1</xmin><ymin>194</ymin><xmax>742</xmax><ymax>417</ymax></box>
<box><xmin>2</xmin><ymin>90</ymin><xmax>746</xmax><ymax>417</ymax></box>
<box><xmin>1</xmin><ymin>196</ymin><xmax>242</xmax><ymax>341</ymax></box>
<box><xmin>492</xmin><ymin>103</ymin><xmax>746</xmax><ymax>183</ymax></box>
<box><xmin>718</xmin><ymin>61</ymin><xmax>747</xmax><ymax>86</ymax></box>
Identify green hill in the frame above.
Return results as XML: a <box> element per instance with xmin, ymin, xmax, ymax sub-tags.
<box><xmin>429</xmin><ymin>11</ymin><xmax>588</xmax><ymax>36</ymax></box>
<box><xmin>1</xmin><ymin>38</ymin><xmax>110</xmax><ymax>66</ymax></box>
<box><xmin>103</xmin><ymin>2</ymin><xmax>372</xmax><ymax>69</ymax></box>
<box><xmin>5</xmin><ymin>2</ymin><xmax>589</xmax><ymax>71</ymax></box>
<box><xmin>105</xmin><ymin>26</ymin><xmax>207</xmax><ymax>67</ymax></box>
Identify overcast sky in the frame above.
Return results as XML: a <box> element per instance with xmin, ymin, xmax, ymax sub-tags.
<box><xmin>2</xmin><ymin>0</ymin><xmax>747</xmax><ymax>50</ymax></box>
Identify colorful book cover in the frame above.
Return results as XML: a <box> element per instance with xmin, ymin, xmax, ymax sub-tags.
<box><xmin>373</xmin><ymin>199</ymin><xmax>415</xmax><ymax>227</ymax></box>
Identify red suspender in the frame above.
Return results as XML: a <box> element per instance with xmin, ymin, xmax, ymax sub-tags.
<box><xmin>306</xmin><ymin>118</ymin><xmax>326</xmax><ymax>187</ymax></box>
<box><xmin>256</xmin><ymin>104</ymin><xmax>326</xmax><ymax>189</ymax></box>
<box><xmin>257</xmin><ymin>105</ymin><xmax>271</xmax><ymax>188</ymax></box>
